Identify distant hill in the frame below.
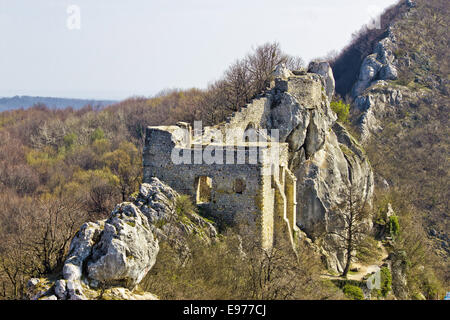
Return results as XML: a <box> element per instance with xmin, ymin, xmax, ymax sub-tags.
<box><xmin>0</xmin><ymin>96</ymin><xmax>117</xmax><ymax>112</ymax></box>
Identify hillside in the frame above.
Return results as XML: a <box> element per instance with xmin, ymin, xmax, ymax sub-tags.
<box><xmin>0</xmin><ymin>0</ymin><xmax>448</xmax><ymax>301</ymax></box>
<box><xmin>332</xmin><ymin>0</ymin><xmax>449</xmax><ymax>294</ymax></box>
<box><xmin>0</xmin><ymin>96</ymin><xmax>117</xmax><ymax>112</ymax></box>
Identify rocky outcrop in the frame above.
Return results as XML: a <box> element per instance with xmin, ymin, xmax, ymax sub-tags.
<box><xmin>132</xmin><ymin>178</ymin><xmax>218</xmax><ymax>262</ymax></box>
<box><xmin>273</xmin><ymin>63</ymin><xmax>294</xmax><ymax>79</ymax></box>
<box><xmin>354</xmin><ymin>81</ymin><xmax>407</xmax><ymax>141</ymax></box>
<box><xmin>132</xmin><ymin>178</ymin><xmax>218</xmax><ymax>244</ymax></box>
<box><xmin>350</xmin><ymin>5</ymin><xmax>420</xmax><ymax>143</ymax></box>
<box><xmin>308</xmin><ymin>61</ymin><xmax>335</xmax><ymax>102</ymax></box>
<box><xmin>348</xmin><ymin>24</ymin><xmax>404</xmax><ymax>143</ymax></box>
<box><xmin>223</xmin><ymin>67</ymin><xmax>374</xmax><ymax>272</ymax></box>
<box><xmin>28</xmin><ymin>178</ymin><xmax>217</xmax><ymax>300</ymax></box>
<box><xmin>26</xmin><ymin>277</ymin><xmax>158</xmax><ymax>300</ymax></box>
<box><xmin>269</xmin><ymin>72</ymin><xmax>373</xmax><ymax>272</ymax></box>
<box><xmin>389</xmin><ymin>250</ymin><xmax>409</xmax><ymax>299</ymax></box>
<box><xmin>63</xmin><ymin>202</ymin><xmax>159</xmax><ymax>290</ymax></box>
<box><xmin>352</xmin><ymin>34</ymin><xmax>398</xmax><ymax>98</ymax></box>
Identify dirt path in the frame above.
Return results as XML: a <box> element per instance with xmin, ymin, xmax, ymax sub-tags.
<box><xmin>321</xmin><ymin>243</ymin><xmax>389</xmax><ymax>281</ymax></box>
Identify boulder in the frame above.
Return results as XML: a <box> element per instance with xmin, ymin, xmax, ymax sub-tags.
<box><xmin>29</xmin><ymin>177</ymin><xmax>219</xmax><ymax>300</ymax></box>
<box><xmin>376</xmin><ymin>38</ymin><xmax>395</xmax><ymax>65</ymax></box>
<box><xmin>63</xmin><ymin>221</ymin><xmax>104</xmax><ymax>281</ymax></box>
<box><xmin>54</xmin><ymin>280</ymin><xmax>67</xmax><ymax>300</ymax></box>
<box><xmin>380</xmin><ymin>64</ymin><xmax>398</xmax><ymax>80</ymax></box>
<box><xmin>352</xmin><ymin>33</ymin><xmax>400</xmax><ymax>100</ymax></box>
<box><xmin>86</xmin><ymin>202</ymin><xmax>159</xmax><ymax>289</ymax></box>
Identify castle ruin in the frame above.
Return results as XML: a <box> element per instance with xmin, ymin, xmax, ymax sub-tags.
<box><xmin>144</xmin><ymin>64</ymin><xmax>374</xmax><ymax>270</ymax></box>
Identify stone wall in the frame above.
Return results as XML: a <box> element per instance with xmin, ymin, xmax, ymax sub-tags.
<box><xmin>143</xmin><ymin>66</ymin><xmax>374</xmax><ymax>272</ymax></box>
<box><xmin>143</xmin><ymin>126</ymin><xmax>294</xmax><ymax>249</ymax></box>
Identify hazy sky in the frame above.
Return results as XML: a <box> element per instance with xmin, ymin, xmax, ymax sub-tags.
<box><xmin>0</xmin><ymin>0</ymin><xmax>398</xmax><ymax>100</ymax></box>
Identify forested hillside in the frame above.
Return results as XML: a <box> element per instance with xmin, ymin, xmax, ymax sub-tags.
<box><xmin>0</xmin><ymin>0</ymin><xmax>448</xmax><ymax>300</ymax></box>
<box><xmin>332</xmin><ymin>0</ymin><xmax>449</xmax><ymax>296</ymax></box>
<box><xmin>0</xmin><ymin>43</ymin><xmax>305</xmax><ymax>299</ymax></box>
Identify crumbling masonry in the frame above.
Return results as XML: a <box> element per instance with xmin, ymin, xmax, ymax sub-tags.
<box><xmin>144</xmin><ymin>64</ymin><xmax>374</xmax><ymax>270</ymax></box>
<box><xmin>143</xmin><ymin>123</ymin><xmax>298</xmax><ymax>250</ymax></box>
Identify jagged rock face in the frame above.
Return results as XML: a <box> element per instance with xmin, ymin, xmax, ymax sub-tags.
<box><xmin>133</xmin><ymin>178</ymin><xmax>218</xmax><ymax>244</ymax></box>
<box><xmin>261</xmin><ymin>72</ymin><xmax>374</xmax><ymax>272</ymax></box>
<box><xmin>63</xmin><ymin>202</ymin><xmax>159</xmax><ymax>290</ymax></box>
<box><xmin>354</xmin><ymin>81</ymin><xmax>410</xmax><ymax>142</ymax></box>
<box><xmin>307</xmin><ymin>61</ymin><xmax>335</xmax><ymax>102</ymax></box>
<box><xmin>29</xmin><ymin>177</ymin><xmax>216</xmax><ymax>300</ymax></box>
<box><xmin>350</xmin><ymin>26</ymin><xmax>406</xmax><ymax>142</ymax></box>
<box><xmin>352</xmin><ymin>35</ymin><xmax>398</xmax><ymax>98</ymax></box>
<box><xmin>63</xmin><ymin>221</ymin><xmax>104</xmax><ymax>282</ymax></box>
<box><xmin>87</xmin><ymin>203</ymin><xmax>159</xmax><ymax>288</ymax></box>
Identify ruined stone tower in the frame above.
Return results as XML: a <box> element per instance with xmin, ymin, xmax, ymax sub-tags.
<box><xmin>143</xmin><ymin>122</ymin><xmax>298</xmax><ymax>250</ymax></box>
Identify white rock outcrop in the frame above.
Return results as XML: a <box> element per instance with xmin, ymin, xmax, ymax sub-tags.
<box><xmin>272</xmin><ymin>63</ymin><xmax>294</xmax><ymax>79</ymax></box>
<box><xmin>225</xmin><ymin>69</ymin><xmax>374</xmax><ymax>272</ymax></box>
<box><xmin>63</xmin><ymin>202</ymin><xmax>159</xmax><ymax>290</ymax></box>
<box><xmin>352</xmin><ymin>35</ymin><xmax>399</xmax><ymax>98</ymax></box>
<box><xmin>308</xmin><ymin>61</ymin><xmax>336</xmax><ymax>102</ymax></box>
<box><xmin>28</xmin><ymin>177</ymin><xmax>217</xmax><ymax>300</ymax></box>
<box><xmin>86</xmin><ymin>203</ymin><xmax>159</xmax><ymax>288</ymax></box>
<box><xmin>133</xmin><ymin>178</ymin><xmax>218</xmax><ymax>244</ymax></box>
<box><xmin>354</xmin><ymin>81</ymin><xmax>407</xmax><ymax>142</ymax></box>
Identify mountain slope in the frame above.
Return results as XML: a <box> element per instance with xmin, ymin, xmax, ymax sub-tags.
<box><xmin>0</xmin><ymin>96</ymin><xmax>117</xmax><ymax>112</ymax></box>
<box><xmin>332</xmin><ymin>0</ymin><xmax>449</xmax><ymax>296</ymax></box>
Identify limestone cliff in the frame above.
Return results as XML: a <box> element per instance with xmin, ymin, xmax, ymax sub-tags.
<box><xmin>335</xmin><ymin>0</ymin><xmax>449</xmax><ymax>297</ymax></box>
<box><xmin>221</xmin><ymin>63</ymin><xmax>374</xmax><ymax>272</ymax></box>
<box><xmin>350</xmin><ymin>2</ymin><xmax>430</xmax><ymax>143</ymax></box>
<box><xmin>352</xmin><ymin>27</ymin><xmax>405</xmax><ymax>142</ymax></box>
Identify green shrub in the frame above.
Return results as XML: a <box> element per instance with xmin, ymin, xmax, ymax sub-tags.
<box><xmin>380</xmin><ymin>267</ymin><xmax>392</xmax><ymax>297</ymax></box>
<box><xmin>91</xmin><ymin>128</ymin><xmax>105</xmax><ymax>142</ymax></box>
<box><xmin>330</xmin><ymin>100</ymin><xmax>350</xmax><ymax>123</ymax></box>
<box><xmin>389</xmin><ymin>216</ymin><xmax>400</xmax><ymax>238</ymax></box>
<box><xmin>63</xmin><ymin>133</ymin><xmax>77</xmax><ymax>149</ymax></box>
<box><xmin>175</xmin><ymin>195</ymin><xmax>196</xmax><ymax>217</ymax></box>
<box><xmin>343</xmin><ymin>284</ymin><xmax>364</xmax><ymax>300</ymax></box>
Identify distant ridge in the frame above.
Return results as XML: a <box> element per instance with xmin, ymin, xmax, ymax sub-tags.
<box><xmin>0</xmin><ymin>95</ymin><xmax>117</xmax><ymax>112</ymax></box>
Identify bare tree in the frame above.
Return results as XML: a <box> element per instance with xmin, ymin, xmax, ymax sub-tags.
<box><xmin>0</xmin><ymin>191</ymin><xmax>88</xmax><ymax>299</ymax></box>
<box><xmin>246</xmin><ymin>42</ymin><xmax>285</xmax><ymax>94</ymax></box>
<box><xmin>329</xmin><ymin>182</ymin><xmax>371</xmax><ymax>277</ymax></box>
<box><xmin>26</xmin><ymin>196</ymin><xmax>87</xmax><ymax>275</ymax></box>
<box><xmin>200</xmin><ymin>42</ymin><xmax>305</xmax><ymax>125</ymax></box>
<box><xmin>224</xmin><ymin>59</ymin><xmax>254</xmax><ymax>111</ymax></box>
<box><xmin>284</xmin><ymin>55</ymin><xmax>305</xmax><ymax>70</ymax></box>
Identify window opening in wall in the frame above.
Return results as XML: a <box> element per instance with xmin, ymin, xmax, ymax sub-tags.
<box><xmin>195</xmin><ymin>176</ymin><xmax>212</xmax><ymax>204</ymax></box>
<box><xmin>234</xmin><ymin>178</ymin><xmax>246</xmax><ymax>194</ymax></box>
